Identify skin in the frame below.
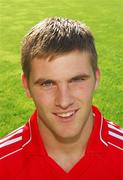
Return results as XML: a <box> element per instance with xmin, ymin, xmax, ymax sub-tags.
<box><xmin>22</xmin><ymin>50</ymin><xmax>100</xmax><ymax>172</ymax></box>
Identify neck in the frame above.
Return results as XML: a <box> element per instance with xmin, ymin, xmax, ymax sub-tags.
<box><xmin>38</xmin><ymin>111</ymin><xmax>94</xmax><ymax>172</ymax></box>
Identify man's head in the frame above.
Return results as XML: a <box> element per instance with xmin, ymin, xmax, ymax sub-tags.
<box><xmin>21</xmin><ymin>17</ymin><xmax>100</xmax><ymax>142</ymax></box>
<box><xmin>21</xmin><ymin>17</ymin><xmax>98</xmax><ymax>80</ymax></box>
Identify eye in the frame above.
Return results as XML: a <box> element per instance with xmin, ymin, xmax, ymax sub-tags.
<box><xmin>40</xmin><ymin>80</ymin><xmax>55</xmax><ymax>89</ymax></box>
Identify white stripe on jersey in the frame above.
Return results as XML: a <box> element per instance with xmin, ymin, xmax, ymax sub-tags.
<box><xmin>6</xmin><ymin>125</ymin><xmax>24</xmax><ymax>136</ymax></box>
<box><xmin>0</xmin><ymin>129</ymin><xmax>23</xmax><ymax>143</ymax></box>
<box><xmin>0</xmin><ymin>136</ymin><xmax>22</xmax><ymax>148</ymax></box>
<box><xmin>108</xmin><ymin>131</ymin><xmax>123</xmax><ymax>141</ymax></box>
<box><xmin>0</xmin><ymin>118</ymin><xmax>32</xmax><ymax>160</ymax></box>
<box><xmin>0</xmin><ymin>147</ymin><xmax>23</xmax><ymax>160</ymax></box>
<box><xmin>108</xmin><ymin>142</ymin><xmax>123</xmax><ymax>151</ymax></box>
<box><xmin>108</xmin><ymin>124</ymin><xmax>123</xmax><ymax>134</ymax></box>
<box><xmin>99</xmin><ymin>115</ymin><xmax>108</xmax><ymax>146</ymax></box>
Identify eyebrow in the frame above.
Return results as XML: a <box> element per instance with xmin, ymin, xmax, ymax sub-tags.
<box><xmin>69</xmin><ymin>74</ymin><xmax>90</xmax><ymax>82</ymax></box>
<box><xmin>33</xmin><ymin>73</ymin><xmax>90</xmax><ymax>85</ymax></box>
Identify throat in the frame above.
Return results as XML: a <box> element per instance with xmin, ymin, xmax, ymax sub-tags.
<box><xmin>48</xmin><ymin>148</ymin><xmax>85</xmax><ymax>172</ymax></box>
<box><xmin>46</xmin><ymin>132</ymin><xmax>88</xmax><ymax>172</ymax></box>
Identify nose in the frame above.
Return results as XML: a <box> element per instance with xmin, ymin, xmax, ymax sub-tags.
<box><xmin>55</xmin><ymin>84</ymin><xmax>74</xmax><ymax>109</ymax></box>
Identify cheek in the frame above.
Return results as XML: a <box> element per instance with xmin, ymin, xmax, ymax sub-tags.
<box><xmin>70</xmin><ymin>82</ymin><xmax>95</xmax><ymax>98</ymax></box>
<box><xmin>31</xmin><ymin>89</ymin><xmax>55</xmax><ymax>109</ymax></box>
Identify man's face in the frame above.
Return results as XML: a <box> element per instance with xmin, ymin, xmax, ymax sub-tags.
<box><xmin>23</xmin><ymin>50</ymin><xmax>100</xmax><ymax>142</ymax></box>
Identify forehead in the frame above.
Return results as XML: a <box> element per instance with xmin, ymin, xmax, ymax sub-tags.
<box><xmin>30</xmin><ymin>50</ymin><xmax>93</xmax><ymax>80</ymax></box>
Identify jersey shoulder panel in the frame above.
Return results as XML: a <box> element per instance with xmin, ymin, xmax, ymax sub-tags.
<box><xmin>0</xmin><ymin>121</ymin><xmax>31</xmax><ymax>160</ymax></box>
<box><xmin>102</xmin><ymin>119</ymin><xmax>123</xmax><ymax>151</ymax></box>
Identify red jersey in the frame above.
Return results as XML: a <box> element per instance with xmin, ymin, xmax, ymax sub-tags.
<box><xmin>0</xmin><ymin>106</ymin><xmax>123</xmax><ymax>180</ymax></box>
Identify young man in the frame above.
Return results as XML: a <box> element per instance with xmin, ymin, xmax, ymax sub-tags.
<box><xmin>0</xmin><ymin>17</ymin><xmax>123</xmax><ymax>180</ymax></box>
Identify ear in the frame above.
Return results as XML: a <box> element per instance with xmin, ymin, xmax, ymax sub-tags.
<box><xmin>94</xmin><ymin>68</ymin><xmax>100</xmax><ymax>90</ymax></box>
<box><xmin>21</xmin><ymin>74</ymin><xmax>32</xmax><ymax>98</ymax></box>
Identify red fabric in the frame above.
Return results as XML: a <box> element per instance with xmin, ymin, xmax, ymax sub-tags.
<box><xmin>0</xmin><ymin>106</ymin><xmax>123</xmax><ymax>180</ymax></box>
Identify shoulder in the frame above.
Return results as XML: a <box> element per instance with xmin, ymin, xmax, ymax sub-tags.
<box><xmin>0</xmin><ymin>120</ymin><xmax>31</xmax><ymax>160</ymax></box>
<box><xmin>102</xmin><ymin>118</ymin><xmax>123</xmax><ymax>152</ymax></box>
<box><xmin>93</xmin><ymin>106</ymin><xmax>123</xmax><ymax>152</ymax></box>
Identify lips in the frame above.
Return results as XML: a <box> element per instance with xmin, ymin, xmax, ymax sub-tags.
<box><xmin>53</xmin><ymin>109</ymin><xmax>79</xmax><ymax>119</ymax></box>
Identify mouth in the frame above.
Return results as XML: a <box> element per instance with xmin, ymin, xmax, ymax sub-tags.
<box><xmin>53</xmin><ymin>109</ymin><xmax>79</xmax><ymax>122</ymax></box>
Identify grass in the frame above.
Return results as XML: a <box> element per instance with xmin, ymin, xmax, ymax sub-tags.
<box><xmin>0</xmin><ymin>0</ymin><xmax>123</xmax><ymax>137</ymax></box>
